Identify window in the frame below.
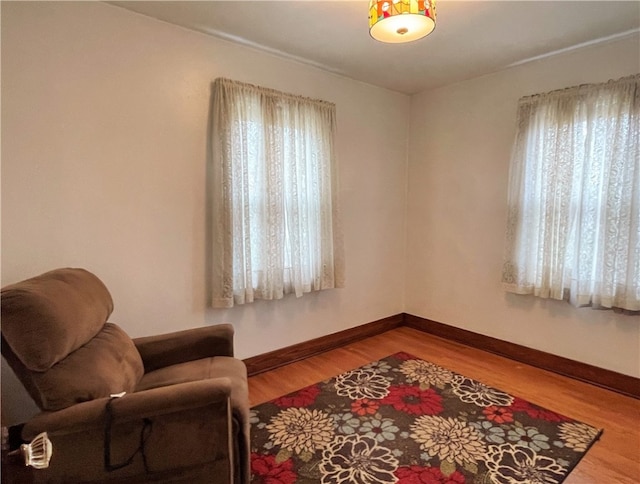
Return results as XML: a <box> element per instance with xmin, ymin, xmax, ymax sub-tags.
<box><xmin>502</xmin><ymin>74</ymin><xmax>639</xmax><ymax>311</ymax></box>
<box><xmin>209</xmin><ymin>78</ymin><xmax>344</xmax><ymax>308</ymax></box>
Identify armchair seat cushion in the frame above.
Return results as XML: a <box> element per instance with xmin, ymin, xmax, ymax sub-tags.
<box><xmin>136</xmin><ymin>356</ymin><xmax>248</xmax><ymax>415</ymax></box>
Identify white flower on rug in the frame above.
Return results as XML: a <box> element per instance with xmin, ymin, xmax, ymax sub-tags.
<box><xmin>507</xmin><ymin>425</ymin><xmax>550</xmax><ymax>452</ymax></box>
<box><xmin>410</xmin><ymin>415</ymin><xmax>486</xmax><ymax>466</ymax></box>
<box><xmin>266</xmin><ymin>407</ymin><xmax>335</xmax><ymax>455</ymax></box>
<box><xmin>486</xmin><ymin>444</ymin><xmax>565</xmax><ymax>484</ymax></box>
<box><xmin>359</xmin><ymin>418</ymin><xmax>399</xmax><ymax>443</ymax></box>
<box><xmin>334</xmin><ymin>369</ymin><xmax>391</xmax><ymax>400</ymax></box>
<box><xmin>470</xmin><ymin>420</ymin><xmax>506</xmax><ymax>444</ymax></box>
<box><xmin>332</xmin><ymin>412</ymin><xmax>361</xmax><ymax>435</ymax></box>
<box><xmin>319</xmin><ymin>434</ymin><xmax>399</xmax><ymax>484</ymax></box>
<box><xmin>399</xmin><ymin>359</ymin><xmax>454</xmax><ymax>386</ymax></box>
<box><xmin>362</xmin><ymin>360</ymin><xmax>392</xmax><ymax>373</ymax></box>
<box><xmin>557</xmin><ymin>422</ymin><xmax>600</xmax><ymax>452</ymax></box>
<box><xmin>451</xmin><ymin>375</ymin><xmax>514</xmax><ymax>407</ymax></box>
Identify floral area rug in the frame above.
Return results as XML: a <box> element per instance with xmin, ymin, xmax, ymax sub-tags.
<box><xmin>250</xmin><ymin>352</ymin><xmax>602</xmax><ymax>483</ymax></box>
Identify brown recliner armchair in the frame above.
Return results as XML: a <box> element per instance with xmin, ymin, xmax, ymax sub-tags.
<box><xmin>1</xmin><ymin>268</ymin><xmax>250</xmax><ymax>483</ymax></box>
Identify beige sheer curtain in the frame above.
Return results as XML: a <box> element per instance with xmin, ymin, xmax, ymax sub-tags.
<box><xmin>209</xmin><ymin>78</ymin><xmax>344</xmax><ymax>308</ymax></box>
<box><xmin>502</xmin><ymin>74</ymin><xmax>639</xmax><ymax>311</ymax></box>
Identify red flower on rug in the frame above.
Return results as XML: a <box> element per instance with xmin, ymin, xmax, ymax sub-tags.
<box><xmin>510</xmin><ymin>397</ymin><xmax>570</xmax><ymax>422</ymax></box>
<box><xmin>381</xmin><ymin>385</ymin><xmax>443</xmax><ymax>415</ymax></box>
<box><xmin>394</xmin><ymin>351</ymin><xmax>415</xmax><ymax>361</ymax></box>
<box><xmin>272</xmin><ymin>384</ymin><xmax>320</xmax><ymax>408</ymax></box>
<box><xmin>395</xmin><ymin>465</ymin><xmax>466</xmax><ymax>483</ymax></box>
<box><xmin>251</xmin><ymin>453</ymin><xmax>297</xmax><ymax>484</ymax></box>
<box><xmin>351</xmin><ymin>398</ymin><xmax>380</xmax><ymax>416</ymax></box>
<box><xmin>483</xmin><ymin>405</ymin><xmax>514</xmax><ymax>424</ymax></box>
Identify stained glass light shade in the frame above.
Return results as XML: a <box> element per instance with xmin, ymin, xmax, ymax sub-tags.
<box><xmin>369</xmin><ymin>0</ymin><xmax>437</xmax><ymax>43</ymax></box>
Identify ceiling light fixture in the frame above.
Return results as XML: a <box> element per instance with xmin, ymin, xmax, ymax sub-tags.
<box><xmin>369</xmin><ymin>0</ymin><xmax>437</xmax><ymax>43</ymax></box>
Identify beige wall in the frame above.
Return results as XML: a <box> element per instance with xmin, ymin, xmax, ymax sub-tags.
<box><xmin>1</xmin><ymin>2</ymin><xmax>409</xmax><ymax>424</ymax></box>
<box><xmin>2</xmin><ymin>1</ymin><xmax>638</xmax><ymax>425</ymax></box>
<box><xmin>406</xmin><ymin>33</ymin><xmax>640</xmax><ymax>378</ymax></box>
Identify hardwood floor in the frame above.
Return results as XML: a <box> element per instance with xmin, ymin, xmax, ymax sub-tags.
<box><xmin>248</xmin><ymin>326</ymin><xmax>640</xmax><ymax>484</ymax></box>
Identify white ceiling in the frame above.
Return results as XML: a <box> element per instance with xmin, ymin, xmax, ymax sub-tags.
<box><xmin>109</xmin><ymin>1</ymin><xmax>640</xmax><ymax>94</ymax></box>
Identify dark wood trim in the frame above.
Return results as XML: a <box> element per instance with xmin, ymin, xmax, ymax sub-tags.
<box><xmin>244</xmin><ymin>314</ymin><xmax>404</xmax><ymax>376</ymax></box>
<box><xmin>244</xmin><ymin>312</ymin><xmax>639</xmax><ymax>399</ymax></box>
<box><xmin>403</xmin><ymin>313</ymin><xmax>640</xmax><ymax>399</ymax></box>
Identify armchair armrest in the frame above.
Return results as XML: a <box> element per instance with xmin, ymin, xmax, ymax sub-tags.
<box><xmin>133</xmin><ymin>323</ymin><xmax>234</xmax><ymax>372</ymax></box>
<box><xmin>22</xmin><ymin>378</ymin><xmax>232</xmax><ymax>439</ymax></box>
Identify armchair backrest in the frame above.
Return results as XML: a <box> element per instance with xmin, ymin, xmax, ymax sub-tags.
<box><xmin>1</xmin><ymin>268</ymin><xmax>144</xmax><ymax>411</ymax></box>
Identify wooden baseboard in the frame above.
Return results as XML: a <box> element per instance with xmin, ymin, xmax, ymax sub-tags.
<box><xmin>403</xmin><ymin>313</ymin><xmax>640</xmax><ymax>399</ymax></box>
<box><xmin>243</xmin><ymin>312</ymin><xmax>639</xmax><ymax>399</ymax></box>
<box><xmin>244</xmin><ymin>314</ymin><xmax>404</xmax><ymax>376</ymax></box>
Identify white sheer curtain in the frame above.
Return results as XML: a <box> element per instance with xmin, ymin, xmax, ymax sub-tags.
<box><xmin>209</xmin><ymin>78</ymin><xmax>344</xmax><ymax>308</ymax></box>
<box><xmin>502</xmin><ymin>74</ymin><xmax>639</xmax><ymax>311</ymax></box>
